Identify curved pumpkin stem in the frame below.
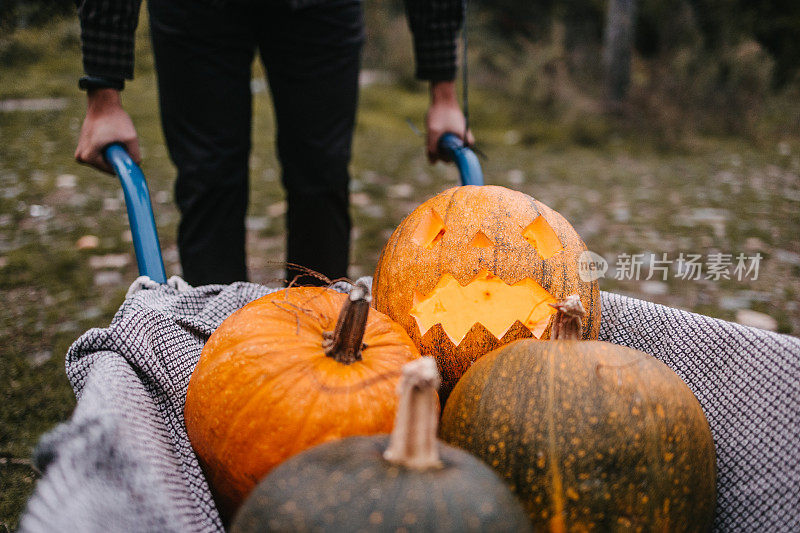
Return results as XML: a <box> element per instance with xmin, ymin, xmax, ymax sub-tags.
<box><xmin>383</xmin><ymin>357</ymin><xmax>443</xmax><ymax>470</ymax></box>
<box><xmin>323</xmin><ymin>280</ymin><xmax>371</xmax><ymax>364</ymax></box>
<box><xmin>549</xmin><ymin>294</ymin><xmax>585</xmax><ymax>340</ymax></box>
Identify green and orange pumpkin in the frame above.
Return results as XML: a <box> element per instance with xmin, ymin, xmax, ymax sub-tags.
<box><xmin>440</xmin><ymin>297</ymin><xmax>717</xmax><ymax>531</ymax></box>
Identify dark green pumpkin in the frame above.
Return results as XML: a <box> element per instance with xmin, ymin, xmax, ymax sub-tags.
<box><xmin>231</xmin><ymin>358</ymin><xmax>531</xmax><ymax>533</ymax></box>
<box><xmin>440</xmin><ymin>338</ymin><xmax>717</xmax><ymax>532</ymax></box>
<box><xmin>231</xmin><ymin>435</ymin><xmax>532</xmax><ymax>533</ymax></box>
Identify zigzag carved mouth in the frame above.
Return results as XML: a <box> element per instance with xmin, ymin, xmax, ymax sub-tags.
<box><xmin>410</xmin><ymin>270</ymin><xmax>558</xmax><ymax>346</ymax></box>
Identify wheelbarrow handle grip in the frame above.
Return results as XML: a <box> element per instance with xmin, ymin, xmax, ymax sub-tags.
<box><xmin>104</xmin><ymin>144</ymin><xmax>167</xmax><ymax>284</ymax></box>
<box><xmin>437</xmin><ymin>133</ymin><xmax>484</xmax><ymax>186</ymax></box>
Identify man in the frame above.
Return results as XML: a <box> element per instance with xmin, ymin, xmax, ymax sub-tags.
<box><xmin>74</xmin><ymin>0</ymin><xmax>472</xmax><ymax>286</ymax></box>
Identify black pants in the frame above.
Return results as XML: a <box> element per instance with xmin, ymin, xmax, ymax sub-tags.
<box><xmin>148</xmin><ymin>0</ymin><xmax>363</xmax><ymax>286</ymax></box>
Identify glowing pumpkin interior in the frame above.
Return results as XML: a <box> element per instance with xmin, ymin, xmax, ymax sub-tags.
<box><xmin>470</xmin><ymin>230</ymin><xmax>494</xmax><ymax>248</ymax></box>
<box><xmin>523</xmin><ymin>216</ymin><xmax>564</xmax><ymax>259</ymax></box>
<box><xmin>412</xmin><ymin>209</ymin><xmax>446</xmax><ymax>248</ymax></box>
<box><xmin>410</xmin><ymin>270</ymin><xmax>558</xmax><ymax>346</ymax></box>
<box><xmin>405</xmin><ymin>208</ymin><xmax>569</xmax><ymax>346</ymax></box>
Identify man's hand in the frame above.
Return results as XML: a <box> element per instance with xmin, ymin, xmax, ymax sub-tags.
<box><xmin>425</xmin><ymin>80</ymin><xmax>474</xmax><ymax>164</ymax></box>
<box><xmin>75</xmin><ymin>88</ymin><xmax>141</xmax><ymax>174</ymax></box>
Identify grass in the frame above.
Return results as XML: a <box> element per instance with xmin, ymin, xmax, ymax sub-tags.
<box><xmin>1</xmin><ymin>11</ymin><xmax>799</xmax><ymax>530</ymax></box>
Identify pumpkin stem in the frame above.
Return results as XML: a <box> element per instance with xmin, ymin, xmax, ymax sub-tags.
<box><xmin>323</xmin><ymin>280</ymin><xmax>371</xmax><ymax>364</ymax></box>
<box><xmin>383</xmin><ymin>357</ymin><xmax>443</xmax><ymax>470</ymax></box>
<box><xmin>549</xmin><ymin>294</ymin><xmax>585</xmax><ymax>340</ymax></box>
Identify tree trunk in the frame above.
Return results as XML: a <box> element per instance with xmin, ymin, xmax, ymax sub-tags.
<box><xmin>603</xmin><ymin>0</ymin><xmax>637</xmax><ymax>103</ymax></box>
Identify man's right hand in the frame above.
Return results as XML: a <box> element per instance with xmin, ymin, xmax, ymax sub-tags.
<box><xmin>75</xmin><ymin>88</ymin><xmax>141</xmax><ymax>174</ymax></box>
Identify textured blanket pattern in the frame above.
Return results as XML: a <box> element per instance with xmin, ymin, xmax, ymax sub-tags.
<box><xmin>21</xmin><ymin>279</ymin><xmax>800</xmax><ymax>532</ymax></box>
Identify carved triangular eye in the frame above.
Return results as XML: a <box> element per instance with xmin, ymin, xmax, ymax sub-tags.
<box><xmin>412</xmin><ymin>208</ymin><xmax>445</xmax><ymax>248</ymax></box>
<box><xmin>470</xmin><ymin>230</ymin><xmax>494</xmax><ymax>248</ymax></box>
<box><xmin>522</xmin><ymin>216</ymin><xmax>564</xmax><ymax>259</ymax></box>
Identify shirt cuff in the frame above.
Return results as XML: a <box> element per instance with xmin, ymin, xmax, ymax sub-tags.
<box><xmin>79</xmin><ymin>75</ymin><xmax>125</xmax><ymax>91</ymax></box>
<box><xmin>412</xmin><ymin>31</ymin><xmax>458</xmax><ymax>81</ymax></box>
<box><xmin>80</xmin><ymin>26</ymin><xmax>136</xmax><ymax>80</ymax></box>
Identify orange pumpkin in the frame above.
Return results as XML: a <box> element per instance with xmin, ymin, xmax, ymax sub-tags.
<box><xmin>373</xmin><ymin>185</ymin><xmax>600</xmax><ymax>401</ymax></box>
<box><xmin>184</xmin><ymin>282</ymin><xmax>420</xmax><ymax>521</ymax></box>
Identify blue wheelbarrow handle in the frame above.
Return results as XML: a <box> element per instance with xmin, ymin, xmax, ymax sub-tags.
<box><xmin>437</xmin><ymin>133</ymin><xmax>484</xmax><ymax>186</ymax></box>
<box><xmin>104</xmin><ymin>144</ymin><xmax>168</xmax><ymax>284</ymax></box>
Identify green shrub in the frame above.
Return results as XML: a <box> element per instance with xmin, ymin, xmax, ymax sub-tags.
<box><xmin>1</xmin><ymin>0</ymin><xmax>74</xmax><ymax>31</ymax></box>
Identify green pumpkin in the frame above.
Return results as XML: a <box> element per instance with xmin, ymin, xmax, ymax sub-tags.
<box><xmin>231</xmin><ymin>358</ymin><xmax>532</xmax><ymax>533</ymax></box>
<box><xmin>440</xmin><ymin>298</ymin><xmax>717</xmax><ymax>532</ymax></box>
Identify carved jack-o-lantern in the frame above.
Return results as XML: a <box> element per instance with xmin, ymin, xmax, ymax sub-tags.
<box><xmin>373</xmin><ymin>185</ymin><xmax>600</xmax><ymax>400</ymax></box>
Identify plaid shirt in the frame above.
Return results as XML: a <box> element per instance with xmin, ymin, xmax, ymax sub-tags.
<box><xmin>76</xmin><ymin>0</ymin><xmax>464</xmax><ymax>82</ymax></box>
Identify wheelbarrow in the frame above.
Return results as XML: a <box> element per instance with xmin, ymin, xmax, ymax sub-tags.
<box><xmin>20</xmin><ymin>139</ymin><xmax>799</xmax><ymax>532</ymax></box>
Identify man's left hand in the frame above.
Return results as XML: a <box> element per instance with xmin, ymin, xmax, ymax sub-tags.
<box><xmin>426</xmin><ymin>80</ymin><xmax>475</xmax><ymax>163</ymax></box>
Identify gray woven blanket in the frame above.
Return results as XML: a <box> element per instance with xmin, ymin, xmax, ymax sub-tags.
<box><xmin>20</xmin><ymin>277</ymin><xmax>800</xmax><ymax>532</ymax></box>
